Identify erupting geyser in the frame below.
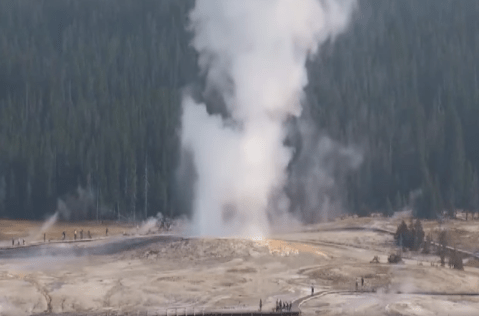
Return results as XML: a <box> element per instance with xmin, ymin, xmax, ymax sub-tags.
<box><xmin>181</xmin><ymin>0</ymin><xmax>356</xmax><ymax>238</ymax></box>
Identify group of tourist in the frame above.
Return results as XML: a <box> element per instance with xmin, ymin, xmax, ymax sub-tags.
<box><xmin>355</xmin><ymin>277</ymin><xmax>365</xmax><ymax>291</ymax></box>
<box><xmin>276</xmin><ymin>299</ymin><xmax>292</xmax><ymax>312</ymax></box>
<box><xmin>61</xmin><ymin>229</ymin><xmax>94</xmax><ymax>241</ymax></box>
<box><xmin>11</xmin><ymin>228</ymin><xmax>100</xmax><ymax>248</ymax></box>
<box><xmin>11</xmin><ymin>238</ymin><xmax>25</xmax><ymax>246</ymax></box>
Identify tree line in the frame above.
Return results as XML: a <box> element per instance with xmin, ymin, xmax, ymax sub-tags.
<box><xmin>309</xmin><ymin>0</ymin><xmax>479</xmax><ymax>219</ymax></box>
<box><xmin>0</xmin><ymin>0</ymin><xmax>196</xmax><ymax>220</ymax></box>
<box><xmin>0</xmin><ymin>0</ymin><xmax>478</xmax><ymax>221</ymax></box>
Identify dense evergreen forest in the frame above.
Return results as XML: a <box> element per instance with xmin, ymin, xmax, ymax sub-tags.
<box><xmin>0</xmin><ymin>0</ymin><xmax>478</xmax><ymax>221</ymax></box>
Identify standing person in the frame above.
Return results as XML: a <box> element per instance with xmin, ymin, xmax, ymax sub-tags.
<box><xmin>12</xmin><ymin>238</ymin><xmax>14</xmax><ymax>247</ymax></box>
<box><xmin>62</xmin><ymin>231</ymin><xmax>66</xmax><ymax>240</ymax></box>
<box><xmin>106</xmin><ymin>227</ymin><xmax>108</xmax><ymax>236</ymax></box>
<box><xmin>361</xmin><ymin>277</ymin><xmax>364</xmax><ymax>287</ymax></box>
<box><xmin>311</xmin><ymin>285</ymin><xmax>314</xmax><ymax>296</ymax></box>
<box><xmin>259</xmin><ymin>299</ymin><xmax>262</xmax><ymax>312</ymax></box>
<box><xmin>74</xmin><ymin>230</ymin><xmax>77</xmax><ymax>240</ymax></box>
<box><xmin>355</xmin><ymin>281</ymin><xmax>358</xmax><ymax>291</ymax></box>
<box><xmin>44</xmin><ymin>233</ymin><xmax>46</xmax><ymax>242</ymax></box>
<box><xmin>22</xmin><ymin>239</ymin><xmax>25</xmax><ymax>245</ymax></box>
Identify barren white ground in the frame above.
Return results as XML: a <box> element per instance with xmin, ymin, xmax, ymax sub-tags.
<box><xmin>1</xmin><ymin>217</ymin><xmax>479</xmax><ymax>316</ymax></box>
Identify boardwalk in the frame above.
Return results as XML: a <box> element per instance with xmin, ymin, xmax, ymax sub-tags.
<box><xmin>32</xmin><ymin>290</ymin><xmax>344</xmax><ymax>316</ymax></box>
<box><xmin>33</xmin><ymin>311</ymin><xmax>301</xmax><ymax>316</ymax></box>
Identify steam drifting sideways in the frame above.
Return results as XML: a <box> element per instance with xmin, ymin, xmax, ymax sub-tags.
<box><xmin>181</xmin><ymin>0</ymin><xmax>357</xmax><ymax>238</ymax></box>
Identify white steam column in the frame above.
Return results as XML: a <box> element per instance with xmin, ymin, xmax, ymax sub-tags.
<box><xmin>181</xmin><ymin>0</ymin><xmax>356</xmax><ymax>238</ymax></box>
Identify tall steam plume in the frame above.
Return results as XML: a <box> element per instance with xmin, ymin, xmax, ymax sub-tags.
<box><xmin>181</xmin><ymin>0</ymin><xmax>356</xmax><ymax>238</ymax></box>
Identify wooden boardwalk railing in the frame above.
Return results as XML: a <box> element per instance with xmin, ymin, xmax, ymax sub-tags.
<box><xmin>33</xmin><ymin>311</ymin><xmax>301</xmax><ymax>316</ymax></box>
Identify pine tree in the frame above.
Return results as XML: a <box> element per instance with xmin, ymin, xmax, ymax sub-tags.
<box><xmin>463</xmin><ymin>162</ymin><xmax>474</xmax><ymax>220</ymax></box>
<box><xmin>413</xmin><ymin>219</ymin><xmax>425</xmax><ymax>250</ymax></box>
<box><xmin>445</xmin><ymin>186</ymin><xmax>456</xmax><ymax>218</ymax></box>
<box><xmin>470</xmin><ymin>170</ymin><xmax>479</xmax><ymax>220</ymax></box>
<box><xmin>386</xmin><ymin>197</ymin><xmax>394</xmax><ymax>217</ymax></box>
<box><xmin>445</xmin><ymin>106</ymin><xmax>466</xmax><ymax>209</ymax></box>
<box><xmin>394</xmin><ymin>191</ymin><xmax>402</xmax><ymax>212</ymax></box>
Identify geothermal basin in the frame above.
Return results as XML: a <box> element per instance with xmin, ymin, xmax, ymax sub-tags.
<box><xmin>2</xmin><ymin>217</ymin><xmax>479</xmax><ymax>316</ymax></box>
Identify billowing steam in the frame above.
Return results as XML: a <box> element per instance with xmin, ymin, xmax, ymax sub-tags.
<box><xmin>181</xmin><ymin>0</ymin><xmax>356</xmax><ymax>237</ymax></box>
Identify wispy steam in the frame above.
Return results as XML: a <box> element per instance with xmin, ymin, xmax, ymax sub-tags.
<box><xmin>137</xmin><ymin>213</ymin><xmax>164</xmax><ymax>235</ymax></box>
<box><xmin>287</xmin><ymin>121</ymin><xmax>363</xmax><ymax>222</ymax></box>
<box><xmin>40</xmin><ymin>212</ymin><xmax>58</xmax><ymax>232</ymax></box>
<box><xmin>181</xmin><ymin>0</ymin><xmax>357</xmax><ymax>237</ymax></box>
<box><xmin>28</xmin><ymin>212</ymin><xmax>59</xmax><ymax>241</ymax></box>
<box><xmin>56</xmin><ymin>185</ymin><xmax>95</xmax><ymax>221</ymax></box>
